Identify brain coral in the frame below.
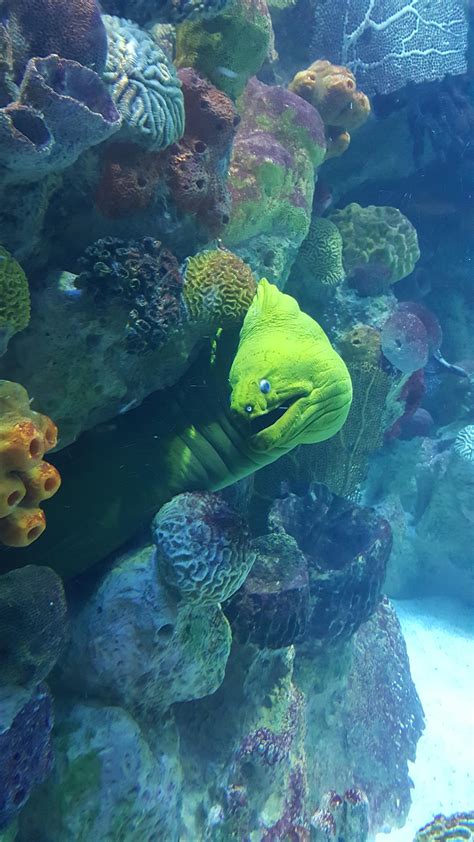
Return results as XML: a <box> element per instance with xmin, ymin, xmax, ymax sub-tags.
<box><xmin>152</xmin><ymin>492</ymin><xmax>256</xmax><ymax>605</ymax></box>
<box><xmin>289</xmin><ymin>59</ymin><xmax>370</xmax><ymax>159</ymax></box>
<box><xmin>294</xmin><ymin>216</ymin><xmax>345</xmax><ymax>289</ymax></box>
<box><xmin>454</xmin><ymin>425</ymin><xmax>474</xmax><ymax>462</ymax></box>
<box><xmin>328</xmin><ymin>203</ymin><xmax>420</xmax><ymax>295</ymax></box>
<box><xmin>0</xmin><ymin>246</ymin><xmax>30</xmax><ymax>355</ymax></box>
<box><xmin>415</xmin><ymin>811</ymin><xmax>474</xmax><ymax>841</ymax></box>
<box><xmin>175</xmin><ymin>0</ymin><xmax>273</xmax><ymax>99</ymax></box>
<box><xmin>183</xmin><ymin>248</ymin><xmax>257</xmax><ymax>328</ymax></box>
<box><xmin>102</xmin><ymin>15</ymin><xmax>184</xmax><ymax>151</ymax></box>
<box><xmin>0</xmin><ymin>380</ymin><xmax>61</xmax><ymax>547</ymax></box>
<box><xmin>76</xmin><ymin>236</ymin><xmax>185</xmax><ymax>354</ymax></box>
<box><xmin>0</xmin><ymin>564</ymin><xmax>68</xmax><ymax>687</ymax></box>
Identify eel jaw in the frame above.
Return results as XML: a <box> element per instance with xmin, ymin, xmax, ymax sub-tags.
<box><xmin>236</xmin><ymin>390</ymin><xmax>312</xmax><ymax>453</ymax></box>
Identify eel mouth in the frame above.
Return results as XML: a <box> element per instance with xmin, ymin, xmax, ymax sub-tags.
<box><xmin>249</xmin><ymin>392</ymin><xmax>307</xmax><ymax>440</ymax></box>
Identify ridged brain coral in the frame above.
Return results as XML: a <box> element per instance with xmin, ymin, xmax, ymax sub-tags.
<box><xmin>0</xmin><ymin>380</ymin><xmax>61</xmax><ymax>547</ymax></box>
<box><xmin>183</xmin><ymin>248</ymin><xmax>257</xmax><ymax>327</ymax></box>
<box><xmin>0</xmin><ymin>246</ymin><xmax>30</xmax><ymax>355</ymax></box>
<box><xmin>102</xmin><ymin>15</ymin><xmax>184</xmax><ymax>150</ymax></box>
<box><xmin>294</xmin><ymin>216</ymin><xmax>345</xmax><ymax>287</ymax></box>
<box><xmin>415</xmin><ymin>811</ymin><xmax>474</xmax><ymax>841</ymax></box>
<box><xmin>152</xmin><ymin>491</ymin><xmax>256</xmax><ymax>605</ymax></box>
<box><xmin>328</xmin><ymin>203</ymin><xmax>420</xmax><ymax>296</ymax></box>
<box><xmin>454</xmin><ymin>425</ymin><xmax>474</xmax><ymax>463</ymax></box>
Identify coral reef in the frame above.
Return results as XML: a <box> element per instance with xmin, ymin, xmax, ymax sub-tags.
<box><xmin>0</xmin><ymin>684</ymin><xmax>54</xmax><ymax>830</ymax></box>
<box><xmin>328</xmin><ymin>203</ymin><xmax>420</xmax><ymax>296</ymax></box>
<box><xmin>311</xmin><ymin>788</ymin><xmax>369</xmax><ymax>841</ymax></box>
<box><xmin>0</xmin><ymin>247</ymin><xmax>30</xmax><ymax>355</ymax></box>
<box><xmin>100</xmin><ymin>0</ymin><xmax>232</xmax><ymax>25</ymax></box>
<box><xmin>176</xmin><ymin>0</ymin><xmax>273</xmax><ymax>99</ymax></box>
<box><xmin>224</xmin><ymin>532</ymin><xmax>309</xmax><ymax>648</ymax></box>
<box><xmin>415</xmin><ymin>811</ymin><xmax>474</xmax><ymax>841</ymax></box>
<box><xmin>224</xmin><ymin>77</ymin><xmax>326</xmax><ymax>284</ymax></box>
<box><xmin>381</xmin><ymin>307</ymin><xmax>430</xmax><ymax>373</ymax></box>
<box><xmin>0</xmin><ymin>381</ymin><xmax>60</xmax><ymax>547</ymax></box>
<box><xmin>310</xmin><ymin>0</ymin><xmax>468</xmax><ymax>95</ymax></box>
<box><xmin>291</xmin><ymin>216</ymin><xmax>345</xmax><ymax>294</ymax></box>
<box><xmin>289</xmin><ymin>60</ymin><xmax>370</xmax><ymax>158</ymax></box>
<box><xmin>152</xmin><ymin>491</ymin><xmax>256</xmax><ymax>604</ymax></box>
<box><xmin>0</xmin><ymin>565</ymin><xmax>67</xmax><ymax>687</ymax></box>
<box><xmin>56</xmin><ymin>544</ymin><xmax>232</xmax><ymax>715</ymax></box>
<box><xmin>76</xmin><ymin>236</ymin><xmax>186</xmax><ymax>354</ymax></box>
<box><xmin>454</xmin><ymin>424</ymin><xmax>474</xmax><ymax>460</ymax></box>
<box><xmin>269</xmin><ymin>483</ymin><xmax>391</xmax><ymax>646</ymax></box>
<box><xmin>183</xmin><ymin>248</ymin><xmax>257</xmax><ymax>328</ymax></box>
<box><xmin>102</xmin><ymin>15</ymin><xmax>184</xmax><ymax>150</ymax></box>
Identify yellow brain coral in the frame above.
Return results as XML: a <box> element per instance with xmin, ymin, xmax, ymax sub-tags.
<box><xmin>183</xmin><ymin>248</ymin><xmax>257</xmax><ymax>328</ymax></box>
<box><xmin>289</xmin><ymin>60</ymin><xmax>370</xmax><ymax>159</ymax></box>
<box><xmin>0</xmin><ymin>246</ymin><xmax>30</xmax><ymax>355</ymax></box>
<box><xmin>295</xmin><ymin>216</ymin><xmax>345</xmax><ymax>288</ymax></box>
<box><xmin>0</xmin><ymin>381</ymin><xmax>61</xmax><ymax>547</ymax></box>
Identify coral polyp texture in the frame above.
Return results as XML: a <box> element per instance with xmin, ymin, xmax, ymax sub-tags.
<box><xmin>76</xmin><ymin>236</ymin><xmax>186</xmax><ymax>354</ymax></box>
<box><xmin>183</xmin><ymin>248</ymin><xmax>257</xmax><ymax>327</ymax></box>
<box><xmin>152</xmin><ymin>491</ymin><xmax>256</xmax><ymax>604</ymax></box>
<box><xmin>310</xmin><ymin>0</ymin><xmax>468</xmax><ymax>95</ymax></box>
<box><xmin>175</xmin><ymin>0</ymin><xmax>273</xmax><ymax>99</ymax></box>
<box><xmin>328</xmin><ymin>203</ymin><xmax>420</xmax><ymax>296</ymax></box>
<box><xmin>415</xmin><ymin>811</ymin><xmax>474</xmax><ymax>841</ymax></box>
<box><xmin>0</xmin><ymin>381</ymin><xmax>60</xmax><ymax>547</ymax></box>
<box><xmin>0</xmin><ymin>247</ymin><xmax>30</xmax><ymax>356</ymax></box>
<box><xmin>0</xmin><ymin>565</ymin><xmax>67</xmax><ymax>688</ymax></box>
<box><xmin>289</xmin><ymin>60</ymin><xmax>370</xmax><ymax>158</ymax></box>
<box><xmin>102</xmin><ymin>15</ymin><xmax>185</xmax><ymax>151</ymax></box>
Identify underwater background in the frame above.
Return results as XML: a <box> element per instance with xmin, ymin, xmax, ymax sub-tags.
<box><xmin>0</xmin><ymin>0</ymin><xmax>473</xmax><ymax>839</ymax></box>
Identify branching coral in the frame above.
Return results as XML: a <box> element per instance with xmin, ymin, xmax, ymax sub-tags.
<box><xmin>0</xmin><ymin>246</ymin><xmax>30</xmax><ymax>355</ymax></box>
<box><xmin>183</xmin><ymin>248</ymin><xmax>257</xmax><ymax>328</ymax></box>
<box><xmin>102</xmin><ymin>15</ymin><xmax>184</xmax><ymax>151</ymax></box>
<box><xmin>310</xmin><ymin>0</ymin><xmax>468</xmax><ymax>96</ymax></box>
<box><xmin>76</xmin><ymin>236</ymin><xmax>186</xmax><ymax>354</ymax></box>
<box><xmin>0</xmin><ymin>381</ymin><xmax>60</xmax><ymax>547</ymax></box>
<box><xmin>0</xmin><ymin>564</ymin><xmax>68</xmax><ymax>686</ymax></box>
<box><xmin>175</xmin><ymin>0</ymin><xmax>273</xmax><ymax>99</ymax></box>
<box><xmin>328</xmin><ymin>203</ymin><xmax>420</xmax><ymax>295</ymax></box>
<box><xmin>152</xmin><ymin>491</ymin><xmax>255</xmax><ymax>604</ymax></box>
<box><xmin>289</xmin><ymin>60</ymin><xmax>370</xmax><ymax>159</ymax></box>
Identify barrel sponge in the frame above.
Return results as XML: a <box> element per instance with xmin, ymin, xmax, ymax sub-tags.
<box><xmin>328</xmin><ymin>203</ymin><xmax>420</xmax><ymax>292</ymax></box>
<box><xmin>295</xmin><ymin>217</ymin><xmax>345</xmax><ymax>287</ymax></box>
<box><xmin>0</xmin><ymin>564</ymin><xmax>68</xmax><ymax>687</ymax></box>
<box><xmin>183</xmin><ymin>248</ymin><xmax>257</xmax><ymax>328</ymax></box>
<box><xmin>152</xmin><ymin>491</ymin><xmax>256</xmax><ymax>605</ymax></box>
<box><xmin>0</xmin><ymin>247</ymin><xmax>30</xmax><ymax>354</ymax></box>
<box><xmin>0</xmin><ymin>380</ymin><xmax>61</xmax><ymax>548</ymax></box>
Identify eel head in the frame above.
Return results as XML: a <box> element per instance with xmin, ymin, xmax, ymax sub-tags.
<box><xmin>229</xmin><ymin>280</ymin><xmax>352</xmax><ymax>454</ymax></box>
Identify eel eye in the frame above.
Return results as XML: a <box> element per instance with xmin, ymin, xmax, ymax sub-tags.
<box><xmin>259</xmin><ymin>378</ymin><xmax>271</xmax><ymax>394</ymax></box>
<box><xmin>245</xmin><ymin>404</ymin><xmax>253</xmax><ymax>413</ymax></box>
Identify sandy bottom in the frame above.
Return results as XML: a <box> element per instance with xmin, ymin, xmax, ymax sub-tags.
<box><xmin>375</xmin><ymin>597</ymin><xmax>474</xmax><ymax>841</ymax></box>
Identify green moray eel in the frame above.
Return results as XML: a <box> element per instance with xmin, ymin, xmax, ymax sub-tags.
<box><xmin>0</xmin><ymin>281</ymin><xmax>352</xmax><ymax>578</ymax></box>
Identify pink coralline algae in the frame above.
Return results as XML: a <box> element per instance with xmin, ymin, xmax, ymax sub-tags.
<box><xmin>311</xmin><ymin>788</ymin><xmax>369</xmax><ymax>841</ymax></box>
<box><xmin>262</xmin><ymin>765</ymin><xmax>310</xmax><ymax>841</ymax></box>
<box><xmin>236</xmin><ymin>688</ymin><xmax>304</xmax><ymax>768</ymax></box>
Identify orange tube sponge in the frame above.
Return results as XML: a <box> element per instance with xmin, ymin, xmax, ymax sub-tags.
<box><xmin>0</xmin><ymin>381</ymin><xmax>60</xmax><ymax>547</ymax></box>
<box><xmin>289</xmin><ymin>60</ymin><xmax>370</xmax><ymax>159</ymax></box>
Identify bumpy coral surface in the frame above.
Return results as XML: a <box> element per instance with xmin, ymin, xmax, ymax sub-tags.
<box><xmin>289</xmin><ymin>60</ymin><xmax>370</xmax><ymax>158</ymax></box>
<box><xmin>183</xmin><ymin>248</ymin><xmax>256</xmax><ymax>328</ymax></box>
<box><xmin>176</xmin><ymin>0</ymin><xmax>273</xmax><ymax>99</ymax></box>
<box><xmin>0</xmin><ymin>565</ymin><xmax>67</xmax><ymax>687</ymax></box>
<box><xmin>102</xmin><ymin>16</ymin><xmax>184</xmax><ymax>150</ymax></box>
<box><xmin>153</xmin><ymin>492</ymin><xmax>255</xmax><ymax>604</ymax></box>
<box><xmin>293</xmin><ymin>216</ymin><xmax>345</xmax><ymax>289</ymax></box>
<box><xmin>76</xmin><ymin>236</ymin><xmax>186</xmax><ymax>354</ymax></box>
<box><xmin>0</xmin><ymin>684</ymin><xmax>54</xmax><ymax>829</ymax></box>
<box><xmin>224</xmin><ymin>533</ymin><xmax>309</xmax><ymax>648</ymax></box>
<box><xmin>57</xmin><ymin>545</ymin><xmax>232</xmax><ymax>714</ymax></box>
<box><xmin>0</xmin><ymin>247</ymin><xmax>30</xmax><ymax>355</ymax></box>
<box><xmin>328</xmin><ymin>203</ymin><xmax>420</xmax><ymax>295</ymax></box>
<box><xmin>19</xmin><ymin>701</ymin><xmax>182</xmax><ymax>841</ymax></box>
<box><xmin>0</xmin><ymin>381</ymin><xmax>60</xmax><ymax>547</ymax></box>
<box><xmin>415</xmin><ymin>811</ymin><xmax>474</xmax><ymax>841</ymax></box>
<box><xmin>343</xmin><ymin>597</ymin><xmax>425</xmax><ymax>830</ymax></box>
<box><xmin>269</xmin><ymin>483</ymin><xmax>391</xmax><ymax>646</ymax></box>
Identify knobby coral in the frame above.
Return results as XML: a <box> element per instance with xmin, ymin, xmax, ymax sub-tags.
<box><xmin>102</xmin><ymin>15</ymin><xmax>184</xmax><ymax>150</ymax></box>
<box><xmin>289</xmin><ymin>60</ymin><xmax>370</xmax><ymax>158</ymax></box>
<box><xmin>0</xmin><ymin>246</ymin><xmax>30</xmax><ymax>355</ymax></box>
<box><xmin>183</xmin><ymin>248</ymin><xmax>257</xmax><ymax>328</ymax></box>
<box><xmin>0</xmin><ymin>381</ymin><xmax>60</xmax><ymax>547</ymax></box>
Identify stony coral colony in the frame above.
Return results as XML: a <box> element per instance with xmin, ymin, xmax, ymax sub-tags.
<box><xmin>0</xmin><ymin>0</ymin><xmax>472</xmax><ymax>839</ymax></box>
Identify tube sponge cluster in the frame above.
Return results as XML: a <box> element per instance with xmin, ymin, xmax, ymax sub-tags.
<box><xmin>0</xmin><ymin>381</ymin><xmax>61</xmax><ymax>547</ymax></box>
